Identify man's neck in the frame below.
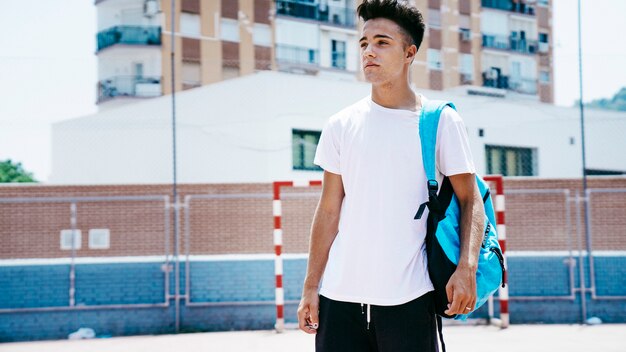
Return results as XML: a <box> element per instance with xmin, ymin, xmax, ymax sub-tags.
<box><xmin>371</xmin><ymin>81</ymin><xmax>419</xmax><ymax>112</ymax></box>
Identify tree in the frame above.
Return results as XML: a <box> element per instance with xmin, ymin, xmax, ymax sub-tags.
<box><xmin>0</xmin><ymin>159</ymin><xmax>37</xmax><ymax>183</ymax></box>
<box><xmin>582</xmin><ymin>87</ymin><xmax>626</xmax><ymax>112</ymax></box>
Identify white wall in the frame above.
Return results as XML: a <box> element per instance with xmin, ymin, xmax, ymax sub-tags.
<box><xmin>51</xmin><ymin>72</ymin><xmax>626</xmax><ymax>184</ymax></box>
<box><xmin>275</xmin><ymin>19</ymin><xmax>320</xmax><ymax>48</ymax></box>
<box><xmin>98</xmin><ymin>46</ymin><xmax>162</xmax><ymax>79</ymax></box>
<box><xmin>51</xmin><ymin>121</ymin><xmax>173</xmax><ymax>184</ymax></box>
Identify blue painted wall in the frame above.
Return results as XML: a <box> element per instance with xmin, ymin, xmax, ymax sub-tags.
<box><xmin>1</xmin><ymin>255</ymin><xmax>624</xmax><ymax>342</ymax></box>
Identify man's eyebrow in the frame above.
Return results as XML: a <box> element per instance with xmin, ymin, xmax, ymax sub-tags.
<box><xmin>359</xmin><ymin>34</ymin><xmax>394</xmax><ymax>42</ymax></box>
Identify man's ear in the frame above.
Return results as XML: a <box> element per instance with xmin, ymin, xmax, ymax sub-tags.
<box><xmin>406</xmin><ymin>44</ymin><xmax>417</xmax><ymax>63</ymax></box>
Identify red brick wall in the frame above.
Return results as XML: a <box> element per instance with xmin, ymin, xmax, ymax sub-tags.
<box><xmin>254</xmin><ymin>0</ymin><xmax>271</xmax><ymax>25</ymax></box>
<box><xmin>1</xmin><ymin>177</ymin><xmax>625</xmax><ymax>259</ymax></box>
<box><xmin>181</xmin><ymin>0</ymin><xmax>200</xmax><ymax>14</ymax></box>
<box><xmin>222</xmin><ymin>41</ymin><xmax>240</xmax><ymax>69</ymax></box>
<box><xmin>221</xmin><ymin>0</ymin><xmax>238</xmax><ymax>19</ymax></box>
<box><xmin>254</xmin><ymin>45</ymin><xmax>272</xmax><ymax>70</ymax></box>
<box><xmin>182</xmin><ymin>37</ymin><xmax>201</xmax><ymax>62</ymax></box>
<box><xmin>429</xmin><ymin>28</ymin><xmax>442</xmax><ymax>49</ymax></box>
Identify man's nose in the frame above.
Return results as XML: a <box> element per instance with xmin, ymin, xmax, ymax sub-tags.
<box><xmin>362</xmin><ymin>44</ymin><xmax>375</xmax><ymax>58</ymax></box>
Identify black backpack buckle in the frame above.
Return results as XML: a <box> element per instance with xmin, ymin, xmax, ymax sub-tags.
<box><xmin>415</xmin><ymin>180</ymin><xmax>441</xmax><ymax>220</ymax></box>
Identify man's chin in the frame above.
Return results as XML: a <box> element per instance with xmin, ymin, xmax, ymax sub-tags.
<box><xmin>362</xmin><ymin>73</ymin><xmax>383</xmax><ymax>84</ymax></box>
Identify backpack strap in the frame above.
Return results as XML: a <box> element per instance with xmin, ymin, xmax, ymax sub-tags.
<box><xmin>414</xmin><ymin>99</ymin><xmax>456</xmax><ymax>220</ymax></box>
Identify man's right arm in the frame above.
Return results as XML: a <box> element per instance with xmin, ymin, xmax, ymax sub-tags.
<box><xmin>297</xmin><ymin>170</ymin><xmax>345</xmax><ymax>334</ymax></box>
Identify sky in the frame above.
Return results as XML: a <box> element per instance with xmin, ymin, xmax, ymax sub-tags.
<box><xmin>0</xmin><ymin>0</ymin><xmax>625</xmax><ymax>182</ymax></box>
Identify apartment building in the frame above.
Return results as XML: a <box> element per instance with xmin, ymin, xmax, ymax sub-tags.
<box><xmin>95</xmin><ymin>0</ymin><xmax>276</xmax><ymax>109</ymax></box>
<box><xmin>94</xmin><ymin>0</ymin><xmax>553</xmax><ymax>108</ymax></box>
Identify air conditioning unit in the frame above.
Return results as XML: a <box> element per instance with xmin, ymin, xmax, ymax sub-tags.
<box><xmin>460</xmin><ymin>29</ymin><xmax>471</xmax><ymax>42</ymax></box>
<box><xmin>143</xmin><ymin>0</ymin><xmax>159</xmax><ymax>18</ymax></box>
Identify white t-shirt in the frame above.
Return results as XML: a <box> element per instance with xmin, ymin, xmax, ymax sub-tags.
<box><xmin>313</xmin><ymin>94</ymin><xmax>476</xmax><ymax>306</ymax></box>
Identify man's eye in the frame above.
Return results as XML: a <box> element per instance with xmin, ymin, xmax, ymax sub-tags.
<box><xmin>379</xmin><ymin>41</ymin><xmax>388</xmax><ymax>45</ymax></box>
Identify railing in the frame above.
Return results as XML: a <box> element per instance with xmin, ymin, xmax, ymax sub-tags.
<box><xmin>482</xmin><ymin>71</ymin><xmax>509</xmax><ymax>90</ymax></box>
<box><xmin>481</xmin><ymin>0</ymin><xmax>535</xmax><ymax>16</ymax></box>
<box><xmin>276</xmin><ymin>44</ymin><xmax>320</xmax><ymax>65</ymax></box>
<box><xmin>482</xmin><ymin>34</ymin><xmax>510</xmax><ymax>50</ymax></box>
<box><xmin>97</xmin><ymin>25</ymin><xmax>162</xmax><ymax>51</ymax></box>
<box><xmin>509</xmin><ymin>77</ymin><xmax>538</xmax><ymax>94</ymax></box>
<box><xmin>482</xmin><ymin>71</ymin><xmax>537</xmax><ymax>95</ymax></box>
<box><xmin>275</xmin><ymin>0</ymin><xmax>356</xmax><ymax>27</ymax></box>
<box><xmin>97</xmin><ymin>75</ymin><xmax>162</xmax><ymax>103</ymax></box>
<box><xmin>483</xmin><ymin>34</ymin><xmax>539</xmax><ymax>55</ymax></box>
<box><xmin>510</xmin><ymin>38</ymin><xmax>539</xmax><ymax>54</ymax></box>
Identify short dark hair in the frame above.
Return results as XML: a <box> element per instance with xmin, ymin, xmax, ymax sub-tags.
<box><xmin>357</xmin><ymin>0</ymin><xmax>425</xmax><ymax>50</ymax></box>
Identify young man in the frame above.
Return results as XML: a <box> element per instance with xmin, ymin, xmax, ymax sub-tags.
<box><xmin>297</xmin><ymin>0</ymin><xmax>485</xmax><ymax>351</ymax></box>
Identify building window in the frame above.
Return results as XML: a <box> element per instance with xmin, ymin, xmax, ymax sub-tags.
<box><xmin>427</xmin><ymin>49</ymin><xmax>442</xmax><ymax>70</ymax></box>
<box><xmin>459</xmin><ymin>28</ymin><xmax>471</xmax><ymax>42</ymax></box>
<box><xmin>89</xmin><ymin>229</ymin><xmax>111</xmax><ymax>249</ymax></box>
<box><xmin>459</xmin><ymin>54</ymin><xmax>474</xmax><ymax>82</ymax></box>
<box><xmin>331</xmin><ymin>39</ymin><xmax>346</xmax><ymax>70</ymax></box>
<box><xmin>539</xmin><ymin>70</ymin><xmax>550</xmax><ymax>83</ymax></box>
<box><xmin>60</xmin><ymin>230</ymin><xmax>82</xmax><ymax>250</ymax></box>
<box><xmin>182</xmin><ymin>62</ymin><xmax>201</xmax><ymax>88</ymax></box>
<box><xmin>459</xmin><ymin>14</ymin><xmax>471</xmax><ymax>35</ymax></box>
<box><xmin>220</xmin><ymin>19</ymin><xmax>240</xmax><ymax>42</ymax></box>
<box><xmin>180</xmin><ymin>13</ymin><xmax>201</xmax><ymax>36</ymax></box>
<box><xmin>538</xmin><ymin>32</ymin><xmax>549</xmax><ymax>53</ymax></box>
<box><xmin>486</xmin><ymin>145</ymin><xmax>536</xmax><ymax>176</ymax></box>
<box><xmin>276</xmin><ymin>45</ymin><xmax>319</xmax><ymax>65</ymax></box>
<box><xmin>428</xmin><ymin>9</ymin><xmax>441</xmax><ymax>28</ymax></box>
<box><xmin>293</xmin><ymin>129</ymin><xmax>322</xmax><ymax>171</ymax></box>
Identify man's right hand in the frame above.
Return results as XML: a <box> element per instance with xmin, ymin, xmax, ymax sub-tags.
<box><xmin>297</xmin><ymin>288</ymin><xmax>320</xmax><ymax>334</ymax></box>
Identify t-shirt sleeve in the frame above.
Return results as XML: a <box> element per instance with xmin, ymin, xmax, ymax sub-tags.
<box><xmin>436</xmin><ymin>106</ymin><xmax>476</xmax><ymax>176</ymax></box>
<box><xmin>313</xmin><ymin>116</ymin><xmax>341</xmax><ymax>175</ymax></box>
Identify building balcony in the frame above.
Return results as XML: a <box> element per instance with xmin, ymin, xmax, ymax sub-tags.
<box><xmin>482</xmin><ymin>34</ymin><xmax>539</xmax><ymax>55</ymax></box>
<box><xmin>275</xmin><ymin>0</ymin><xmax>356</xmax><ymax>28</ymax></box>
<box><xmin>97</xmin><ymin>75</ymin><xmax>162</xmax><ymax>103</ymax></box>
<box><xmin>482</xmin><ymin>71</ymin><xmax>537</xmax><ymax>95</ymax></box>
<box><xmin>483</xmin><ymin>71</ymin><xmax>509</xmax><ymax>90</ymax></box>
<box><xmin>97</xmin><ymin>25</ymin><xmax>161</xmax><ymax>52</ymax></box>
<box><xmin>481</xmin><ymin>0</ymin><xmax>535</xmax><ymax>16</ymax></box>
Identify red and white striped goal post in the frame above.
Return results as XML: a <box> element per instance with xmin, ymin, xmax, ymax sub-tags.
<box><xmin>483</xmin><ymin>175</ymin><xmax>509</xmax><ymax>328</ymax></box>
<box><xmin>273</xmin><ymin>180</ymin><xmax>323</xmax><ymax>333</ymax></box>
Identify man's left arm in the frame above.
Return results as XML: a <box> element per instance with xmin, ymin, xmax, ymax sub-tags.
<box><xmin>444</xmin><ymin>173</ymin><xmax>485</xmax><ymax>316</ymax></box>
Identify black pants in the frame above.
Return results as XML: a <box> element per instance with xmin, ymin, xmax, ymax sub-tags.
<box><xmin>316</xmin><ymin>291</ymin><xmax>439</xmax><ymax>352</ymax></box>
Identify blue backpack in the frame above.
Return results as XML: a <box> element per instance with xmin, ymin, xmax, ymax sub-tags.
<box><xmin>415</xmin><ymin>100</ymin><xmax>506</xmax><ymax>323</ymax></box>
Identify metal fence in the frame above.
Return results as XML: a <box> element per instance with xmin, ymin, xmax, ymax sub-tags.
<box><xmin>0</xmin><ymin>195</ymin><xmax>171</xmax><ymax>313</ymax></box>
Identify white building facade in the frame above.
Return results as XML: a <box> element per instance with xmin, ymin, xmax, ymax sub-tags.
<box><xmin>50</xmin><ymin>71</ymin><xmax>626</xmax><ymax>185</ymax></box>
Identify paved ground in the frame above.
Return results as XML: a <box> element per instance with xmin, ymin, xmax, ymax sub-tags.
<box><xmin>1</xmin><ymin>324</ymin><xmax>625</xmax><ymax>352</ymax></box>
